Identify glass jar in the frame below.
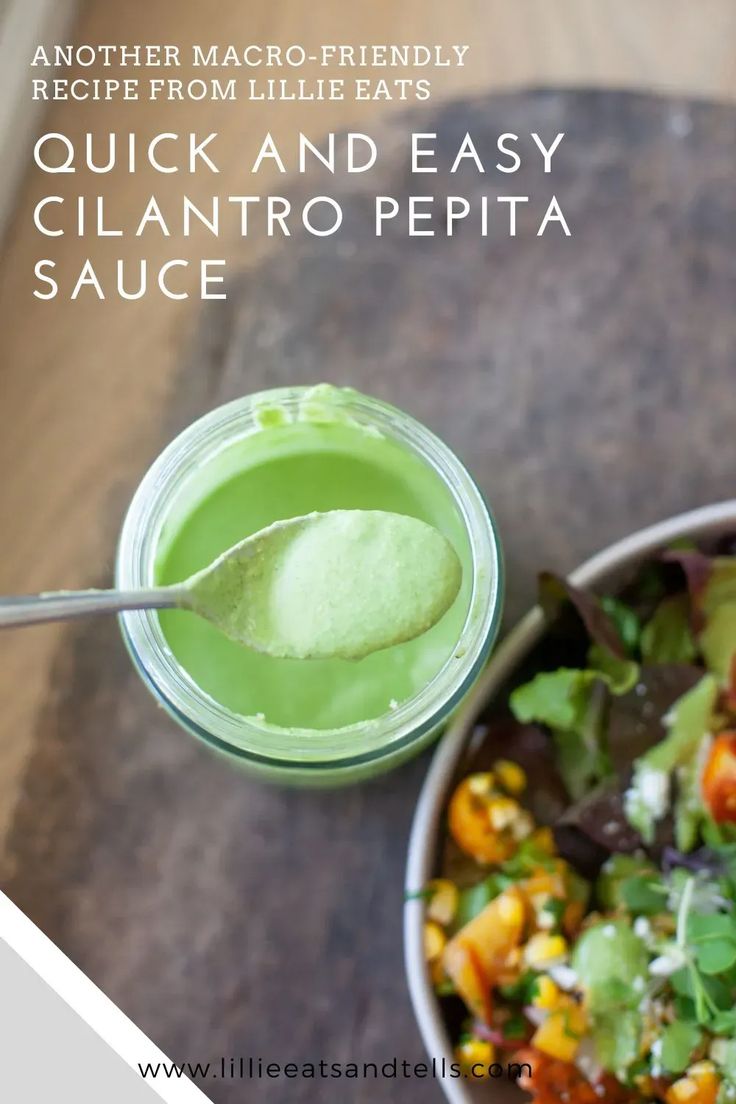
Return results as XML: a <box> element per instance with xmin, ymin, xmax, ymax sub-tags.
<box><xmin>116</xmin><ymin>386</ymin><xmax>503</xmax><ymax>785</ymax></box>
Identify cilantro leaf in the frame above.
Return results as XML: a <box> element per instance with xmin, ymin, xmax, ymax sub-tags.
<box><xmin>503</xmin><ymin>1013</ymin><xmax>528</xmax><ymax>1040</ymax></box>
<box><xmin>695</xmin><ymin>938</ymin><xmax>736</xmax><ymax>975</ymax></box>
<box><xmin>687</xmin><ymin>913</ymin><xmax>736</xmax><ymax>974</ymax></box>
<box><xmin>619</xmin><ymin>873</ymin><xmax>665</xmax><ymax>915</ymax></box>
<box><xmin>498</xmin><ymin>971</ymin><xmax>539</xmax><ymax>1005</ymax></box>
<box><xmin>455</xmin><ymin>874</ymin><xmax>509</xmax><ymax>928</ymax></box>
<box><xmin>659</xmin><ymin>1021</ymin><xmax>702</xmax><ymax>1075</ymax></box>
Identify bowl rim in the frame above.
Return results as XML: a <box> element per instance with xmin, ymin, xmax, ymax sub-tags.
<box><xmin>404</xmin><ymin>499</ymin><xmax>736</xmax><ymax>1104</ymax></box>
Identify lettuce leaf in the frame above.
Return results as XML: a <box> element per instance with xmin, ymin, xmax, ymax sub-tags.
<box><xmin>510</xmin><ymin>669</ymin><xmax>617</xmax><ymax>799</ymax></box>
<box><xmin>538</xmin><ymin>573</ymin><xmax>629</xmax><ymax>659</ymax></box>
<box><xmin>624</xmin><ymin>674</ymin><xmax>718</xmax><ymax>845</ymax></box>
<box><xmin>700</xmin><ymin>602</ymin><xmax>736</xmax><ymax>682</ymax></box>
<box><xmin>510</xmin><ymin>668</ymin><xmax>597</xmax><ymax>732</ymax></box>
<box><xmin>641</xmin><ymin>594</ymin><xmax>697</xmax><ymax>664</ymax></box>
<box><xmin>665</xmin><ymin>553</ymin><xmax>736</xmax><ymax>681</ymax></box>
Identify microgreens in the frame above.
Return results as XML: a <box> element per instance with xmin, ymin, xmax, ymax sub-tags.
<box><xmin>540</xmin><ymin>897</ymin><xmax>566</xmax><ymax>928</ymax></box>
<box><xmin>668</xmin><ymin>874</ymin><xmax>736</xmax><ymax>1027</ymax></box>
<box><xmin>659</xmin><ymin>1021</ymin><xmax>703</xmax><ymax>1075</ymax></box>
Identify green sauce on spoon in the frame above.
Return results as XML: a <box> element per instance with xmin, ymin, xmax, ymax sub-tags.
<box><xmin>182</xmin><ymin>509</ymin><xmax>462</xmax><ymax>661</ymax></box>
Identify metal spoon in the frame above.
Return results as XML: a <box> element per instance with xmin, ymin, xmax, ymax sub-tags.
<box><xmin>0</xmin><ymin>510</ymin><xmax>462</xmax><ymax>661</ymax></box>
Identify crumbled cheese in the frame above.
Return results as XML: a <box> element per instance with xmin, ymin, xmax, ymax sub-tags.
<box><xmin>710</xmin><ymin>1039</ymin><xmax>729</xmax><ymax>1065</ymax></box>
<box><xmin>639</xmin><ymin>767</ymin><xmax>669</xmax><ymax>815</ymax></box>
<box><xmin>510</xmin><ymin>811</ymin><xmax>534</xmax><ymax>841</ymax></box>
<box><xmin>650</xmin><ymin>1037</ymin><xmax>663</xmax><ymax>1079</ymax></box>
<box><xmin>524</xmin><ymin>1005</ymin><xmax>546</xmax><ymax>1027</ymax></box>
<box><xmin>532</xmin><ymin>895</ymin><xmax>555</xmax><ymax>929</ymax></box>
<box><xmin>548</xmin><ymin>964</ymin><xmax>579</xmax><ymax>991</ymax></box>
<box><xmin>624</xmin><ymin>764</ymin><xmax>669</xmax><ymax>838</ymax></box>
<box><xmin>649</xmin><ymin>947</ymin><xmax>688</xmax><ymax>976</ymax></box>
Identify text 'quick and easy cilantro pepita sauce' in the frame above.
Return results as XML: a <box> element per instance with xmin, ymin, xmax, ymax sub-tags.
<box><xmin>117</xmin><ymin>386</ymin><xmax>503</xmax><ymax>783</ymax></box>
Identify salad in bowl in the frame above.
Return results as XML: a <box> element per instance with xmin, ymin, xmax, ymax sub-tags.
<box><xmin>408</xmin><ymin>509</ymin><xmax>736</xmax><ymax>1104</ymax></box>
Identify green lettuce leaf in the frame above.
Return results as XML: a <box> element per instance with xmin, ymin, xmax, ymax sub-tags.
<box><xmin>624</xmin><ymin>674</ymin><xmax>718</xmax><ymax>845</ymax></box>
<box><xmin>588</xmin><ymin>642</ymin><xmax>639</xmax><ymax>694</ymax></box>
<box><xmin>666</xmin><ymin>553</ymin><xmax>736</xmax><ymax>682</ymax></box>
<box><xmin>700</xmin><ymin>602</ymin><xmax>736</xmax><ymax>682</ymax></box>
<box><xmin>701</xmin><ymin>559</ymin><xmax>736</xmax><ymax>614</ymax></box>
<box><xmin>640</xmin><ymin>594</ymin><xmax>697</xmax><ymax>664</ymax></box>
<box><xmin>510</xmin><ymin>668</ymin><xmax>596</xmax><ymax>732</ymax></box>
<box><xmin>640</xmin><ymin>673</ymin><xmax>718</xmax><ymax>773</ymax></box>
<box><xmin>510</xmin><ymin>669</ymin><xmax>615</xmax><ymax>799</ymax></box>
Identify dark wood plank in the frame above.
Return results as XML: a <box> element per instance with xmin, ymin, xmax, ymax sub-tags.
<box><xmin>3</xmin><ymin>91</ymin><xmax>736</xmax><ymax>1103</ymax></box>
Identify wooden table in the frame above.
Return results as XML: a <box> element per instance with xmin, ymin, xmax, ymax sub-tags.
<box><xmin>1</xmin><ymin>4</ymin><xmax>735</xmax><ymax>1101</ymax></box>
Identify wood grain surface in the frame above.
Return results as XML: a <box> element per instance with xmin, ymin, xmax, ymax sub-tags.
<box><xmin>3</xmin><ymin>89</ymin><xmax>735</xmax><ymax>1102</ymax></box>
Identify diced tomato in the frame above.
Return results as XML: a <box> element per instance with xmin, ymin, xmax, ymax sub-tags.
<box><xmin>447</xmin><ymin>774</ymin><xmax>518</xmax><ymax>863</ymax></box>
<box><xmin>702</xmin><ymin>732</ymin><xmax>736</xmax><ymax>823</ymax></box>
<box><xmin>511</xmin><ymin>1048</ymin><xmax>634</xmax><ymax>1104</ymax></box>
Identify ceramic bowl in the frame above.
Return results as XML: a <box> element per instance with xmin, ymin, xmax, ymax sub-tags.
<box><xmin>404</xmin><ymin>500</ymin><xmax>736</xmax><ymax>1104</ymax></box>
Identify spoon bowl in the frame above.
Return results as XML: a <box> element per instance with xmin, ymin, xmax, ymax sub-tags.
<box><xmin>183</xmin><ymin>510</ymin><xmax>463</xmax><ymax>660</ymax></box>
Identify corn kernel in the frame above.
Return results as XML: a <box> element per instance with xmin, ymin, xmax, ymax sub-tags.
<box><xmin>524</xmin><ymin>933</ymin><xmax>568</xmax><ymax>968</ymax></box>
<box><xmin>424</xmin><ymin>921</ymin><xmax>447</xmax><ymax>962</ymax></box>
<box><xmin>487</xmin><ymin>796</ymin><xmax>522</xmax><ymax>831</ymax></box>
<box><xmin>635</xmin><ymin>1075</ymin><xmax>660</xmax><ymax>1098</ymax></box>
<box><xmin>456</xmin><ymin>1037</ymin><xmax>495</xmax><ymax>1075</ymax></box>
<box><xmin>468</xmin><ymin>772</ymin><xmax>495</xmax><ymax>796</ymax></box>
<box><xmin>426</xmin><ymin>879</ymin><xmax>459</xmax><ymax>927</ymax></box>
<box><xmin>511</xmin><ymin>810</ymin><xmax>535</xmax><ymax>841</ymax></box>
<box><xmin>666</xmin><ymin>1063</ymin><xmax>720</xmax><ymax>1104</ymax></box>
<box><xmin>497</xmin><ymin>946</ymin><xmax>523</xmax><ymax>988</ymax></box>
<box><xmin>494</xmin><ymin>759</ymin><xmax>527</xmax><ymax>795</ymax></box>
<box><xmin>666</xmin><ymin>1079</ymin><xmax>699</xmax><ymax>1103</ymax></box>
<box><xmin>530</xmin><ymin>893</ymin><xmax>559</xmax><ymax>930</ymax></box>
<box><xmin>497</xmin><ymin>890</ymin><xmax>526</xmax><ymax>928</ymax></box>
<box><xmin>685</xmin><ymin>1062</ymin><xmax>719</xmax><ymax>1104</ymax></box>
<box><xmin>690</xmin><ymin>1062</ymin><xmax>716</xmax><ymax>1079</ymax></box>
<box><xmin>532</xmin><ymin>975</ymin><xmax>561</xmax><ymax>1010</ymax></box>
<box><xmin>531</xmin><ymin>826</ymin><xmax>557</xmax><ymax>855</ymax></box>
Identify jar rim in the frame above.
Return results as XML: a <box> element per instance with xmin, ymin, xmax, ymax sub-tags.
<box><xmin>116</xmin><ymin>386</ymin><xmax>504</xmax><ymax>770</ymax></box>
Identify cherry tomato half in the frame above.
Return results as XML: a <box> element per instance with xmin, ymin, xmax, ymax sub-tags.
<box><xmin>702</xmin><ymin>732</ymin><xmax>736</xmax><ymax>823</ymax></box>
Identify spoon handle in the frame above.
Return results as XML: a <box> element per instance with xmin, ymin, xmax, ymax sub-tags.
<box><xmin>0</xmin><ymin>587</ymin><xmax>182</xmax><ymax>629</ymax></box>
